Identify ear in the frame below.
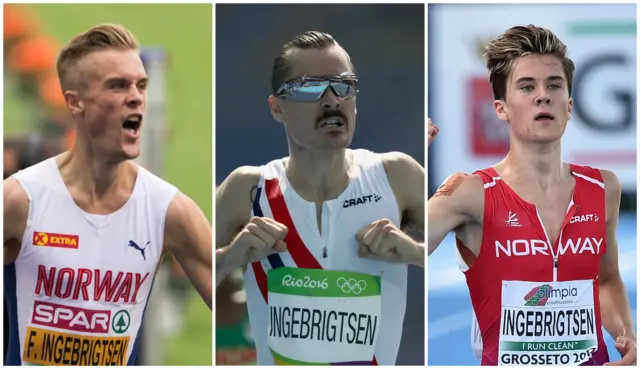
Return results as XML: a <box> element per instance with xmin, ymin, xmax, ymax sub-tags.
<box><xmin>64</xmin><ymin>90</ymin><xmax>84</xmax><ymax>116</ymax></box>
<box><xmin>493</xmin><ymin>99</ymin><xmax>509</xmax><ymax>122</ymax></box>
<box><xmin>567</xmin><ymin>97</ymin><xmax>573</xmax><ymax>121</ymax></box>
<box><xmin>269</xmin><ymin>95</ymin><xmax>285</xmax><ymax>124</ymax></box>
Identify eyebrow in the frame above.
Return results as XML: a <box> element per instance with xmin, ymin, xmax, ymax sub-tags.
<box><xmin>104</xmin><ymin>76</ymin><xmax>149</xmax><ymax>86</ymax></box>
<box><xmin>515</xmin><ymin>76</ymin><xmax>565</xmax><ymax>84</ymax></box>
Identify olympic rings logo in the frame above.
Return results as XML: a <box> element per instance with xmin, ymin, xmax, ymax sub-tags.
<box><xmin>336</xmin><ymin>277</ymin><xmax>367</xmax><ymax>295</ymax></box>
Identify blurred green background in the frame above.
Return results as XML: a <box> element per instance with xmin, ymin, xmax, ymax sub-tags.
<box><xmin>3</xmin><ymin>3</ymin><xmax>212</xmax><ymax>365</ymax></box>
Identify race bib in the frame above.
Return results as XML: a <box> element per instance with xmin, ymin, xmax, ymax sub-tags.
<box><xmin>267</xmin><ymin>267</ymin><xmax>381</xmax><ymax>365</ymax></box>
<box><xmin>498</xmin><ymin>280</ymin><xmax>598</xmax><ymax>366</ymax></box>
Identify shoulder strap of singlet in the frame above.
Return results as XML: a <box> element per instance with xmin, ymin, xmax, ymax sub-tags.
<box><xmin>569</xmin><ymin>164</ymin><xmax>605</xmax><ymax>190</ymax></box>
<box><xmin>472</xmin><ymin>167</ymin><xmax>502</xmax><ymax>189</ymax></box>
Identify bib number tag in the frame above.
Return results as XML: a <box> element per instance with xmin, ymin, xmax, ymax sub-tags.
<box><xmin>498</xmin><ymin>280</ymin><xmax>598</xmax><ymax>366</ymax></box>
<box><xmin>267</xmin><ymin>267</ymin><xmax>382</xmax><ymax>365</ymax></box>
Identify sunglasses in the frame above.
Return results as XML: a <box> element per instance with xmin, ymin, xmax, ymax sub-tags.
<box><xmin>275</xmin><ymin>74</ymin><xmax>359</xmax><ymax>102</ymax></box>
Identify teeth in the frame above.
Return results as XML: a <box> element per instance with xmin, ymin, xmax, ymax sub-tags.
<box><xmin>321</xmin><ymin>118</ymin><xmax>342</xmax><ymax>127</ymax></box>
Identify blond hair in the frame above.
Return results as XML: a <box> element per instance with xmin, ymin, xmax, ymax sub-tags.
<box><xmin>56</xmin><ymin>23</ymin><xmax>139</xmax><ymax>91</ymax></box>
<box><xmin>482</xmin><ymin>25</ymin><xmax>575</xmax><ymax>101</ymax></box>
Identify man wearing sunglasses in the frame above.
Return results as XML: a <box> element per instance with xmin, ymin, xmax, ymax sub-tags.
<box><xmin>216</xmin><ymin>31</ymin><xmax>425</xmax><ymax>365</ymax></box>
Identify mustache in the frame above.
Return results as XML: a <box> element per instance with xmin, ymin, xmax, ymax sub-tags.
<box><xmin>316</xmin><ymin>109</ymin><xmax>348</xmax><ymax>125</ymax></box>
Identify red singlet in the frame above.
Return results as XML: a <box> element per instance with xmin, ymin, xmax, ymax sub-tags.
<box><xmin>457</xmin><ymin>164</ymin><xmax>610</xmax><ymax>366</ymax></box>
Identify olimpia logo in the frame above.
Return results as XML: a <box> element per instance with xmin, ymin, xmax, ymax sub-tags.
<box><xmin>524</xmin><ymin>284</ymin><xmax>578</xmax><ymax>306</ymax></box>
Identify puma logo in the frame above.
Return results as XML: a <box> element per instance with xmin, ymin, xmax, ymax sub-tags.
<box><xmin>128</xmin><ymin>240</ymin><xmax>150</xmax><ymax>260</ymax></box>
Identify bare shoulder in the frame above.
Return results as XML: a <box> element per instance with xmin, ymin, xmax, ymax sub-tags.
<box><xmin>166</xmin><ymin>191</ymin><xmax>202</xmax><ymax>224</ymax></box>
<box><xmin>4</xmin><ymin>177</ymin><xmax>29</xmax><ymax>242</ymax></box>
<box><xmin>215</xmin><ymin>166</ymin><xmax>262</xmax><ymax>247</ymax></box>
<box><xmin>430</xmin><ymin>172</ymin><xmax>484</xmax><ymax>221</ymax></box>
<box><xmin>432</xmin><ymin>172</ymin><xmax>484</xmax><ymax>200</ymax></box>
<box><xmin>164</xmin><ymin>191</ymin><xmax>211</xmax><ymax>253</ymax></box>
<box><xmin>216</xmin><ymin>166</ymin><xmax>262</xmax><ymax>203</ymax></box>
<box><xmin>380</xmin><ymin>151</ymin><xmax>423</xmax><ymax>175</ymax></box>
<box><xmin>379</xmin><ymin>151</ymin><xmax>424</xmax><ymax>209</ymax></box>
<box><xmin>598</xmin><ymin>169</ymin><xmax>622</xmax><ymax>224</ymax></box>
<box><xmin>4</xmin><ymin>177</ymin><xmax>28</xmax><ymax>209</ymax></box>
<box><xmin>599</xmin><ymin>169</ymin><xmax>622</xmax><ymax>198</ymax></box>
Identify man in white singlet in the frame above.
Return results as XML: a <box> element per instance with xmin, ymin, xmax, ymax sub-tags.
<box><xmin>215</xmin><ymin>31</ymin><xmax>425</xmax><ymax>365</ymax></box>
<box><xmin>3</xmin><ymin>24</ymin><xmax>212</xmax><ymax>366</ymax></box>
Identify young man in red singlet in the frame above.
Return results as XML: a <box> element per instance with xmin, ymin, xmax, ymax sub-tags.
<box><xmin>427</xmin><ymin>25</ymin><xmax>636</xmax><ymax>366</ymax></box>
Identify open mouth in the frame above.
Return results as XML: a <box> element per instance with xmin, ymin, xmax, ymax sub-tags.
<box><xmin>534</xmin><ymin>112</ymin><xmax>555</xmax><ymax>121</ymax></box>
<box><xmin>123</xmin><ymin>114</ymin><xmax>142</xmax><ymax>133</ymax></box>
<box><xmin>319</xmin><ymin>117</ymin><xmax>345</xmax><ymax>129</ymax></box>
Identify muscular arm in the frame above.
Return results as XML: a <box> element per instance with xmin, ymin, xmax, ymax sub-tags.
<box><xmin>215</xmin><ymin>166</ymin><xmax>260</xmax><ymax>286</ymax></box>
<box><xmin>598</xmin><ymin>169</ymin><xmax>636</xmax><ymax>343</ymax></box>
<box><xmin>383</xmin><ymin>152</ymin><xmax>425</xmax><ymax>232</ymax></box>
<box><xmin>4</xmin><ymin>178</ymin><xmax>29</xmax><ymax>264</ymax></box>
<box><xmin>164</xmin><ymin>192</ymin><xmax>213</xmax><ymax>310</ymax></box>
<box><xmin>383</xmin><ymin>152</ymin><xmax>425</xmax><ymax>266</ymax></box>
<box><xmin>427</xmin><ymin>173</ymin><xmax>483</xmax><ymax>256</ymax></box>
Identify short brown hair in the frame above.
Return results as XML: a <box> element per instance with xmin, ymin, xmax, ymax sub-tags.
<box><xmin>56</xmin><ymin>23</ymin><xmax>139</xmax><ymax>91</ymax></box>
<box><xmin>271</xmin><ymin>31</ymin><xmax>354</xmax><ymax>94</ymax></box>
<box><xmin>482</xmin><ymin>25</ymin><xmax>575</xmax><ymax>101</ymax></box>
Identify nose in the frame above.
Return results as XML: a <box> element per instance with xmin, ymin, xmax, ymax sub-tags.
<box><xmin>536</xmin><ymin>96</ymin><xmax>551</xmax><ymax>105</ymax></box>
<box><xmin>126</xmin><ymin>86</ymin><xmax>144</xmax><ymax>108</ymax></box>
<box><xmin>321</xmin><ymin>86</ymin><xmax>341</xmax><ymax>110</ymax></box>
<box><xmin>536</xmin><ymin>89</ymin><xmax>551</xmax><ymax>105</ymax></box>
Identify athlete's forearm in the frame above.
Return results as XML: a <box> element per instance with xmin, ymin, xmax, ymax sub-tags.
<box><xmin>426</xmin><ymin>203</ymin><xmax>462</xmax><ymax>257</ymax></box>
<box><xmin>410</xmin><ymin>241</ymin><xmax>425</xmax><ymax>267</ymax></box>
<box><xmin>426</xmin><ymin>221</ymin><xmax>451</xmax><ymax>257</ymax></box>
<box><xmin>216</xmin><ymin>246</ymin><xmax>240</xmax><ymax>288</ymax></box>
<box><xmin>600</xmin><ymin>274</ymin><xmax>636</xmax><ymax>342</ymax></box>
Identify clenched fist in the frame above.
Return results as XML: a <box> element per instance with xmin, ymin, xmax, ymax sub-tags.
<box><xmin>355</xmin><ymin>219</ymin><xmax>422</xmax><ymax>265</ymax></box>
<box><xmin>230</xmin><ymin>217</ymin><xmax>288</xmax><ymax>266</ymax></box>
<box><xmin>428</xmin><ymin>118</ymin><xmax>439</xmax><ymax>147</ymax></box>
<box><xmin>605</xmin><ymin>335</ymin><xmax>637</xmax><ymax>366</ymax></box>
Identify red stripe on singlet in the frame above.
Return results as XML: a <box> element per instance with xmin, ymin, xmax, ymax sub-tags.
<box><xmin>265</xmin><ymin>178</ymin><xmax>322</xmax><ymax>269</ymax></box>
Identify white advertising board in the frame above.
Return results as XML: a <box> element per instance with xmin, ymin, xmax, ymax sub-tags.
<box><xmin>429</xmin><ymin>4</ymin><xmax>637</xmax><ymax>192</ymax></box>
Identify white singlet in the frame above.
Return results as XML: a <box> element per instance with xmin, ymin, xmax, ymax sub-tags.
<box><xmin>243</xmin><ymin>149</ymin><xmax>408</xmax><ymax>365</ymax></box>
<box><xmin>5</xmin><ymin>157</ymin><xmax>177</xmax><ymax>366</ymax></box>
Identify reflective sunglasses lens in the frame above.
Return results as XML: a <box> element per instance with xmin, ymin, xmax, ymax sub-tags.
<box><xmin>331</xmin><ymin>82</ymin><xmax>356</xmax><ymax>98</ymax></box>
<box><xmin>290</xmin><ymin>82</ymin><xmax>329</xmax><ymax>101</ymax></box>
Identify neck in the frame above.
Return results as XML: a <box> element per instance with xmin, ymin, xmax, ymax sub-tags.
<box><xmin>285</xmin><ymin>147</ymin><xmax>350</xmax><ymax>203</ymax></box>
<box><xmin>504</xmin><ymin>138</ymin><xmax>567</xmax><ymax>186</ymax></box>
<box><xmin>58</xmin><ymin>138</ymin><xmax>131</xmax><ymax>199</ymax></box>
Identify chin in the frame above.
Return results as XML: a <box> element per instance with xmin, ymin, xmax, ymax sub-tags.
<box><xmin>523</xmin><ymin>133</ymin><xmax>564</xmax><ymax>144</ymax></box>
<box><xmin>323</xmin><ymin>137</ymin><xmax>351</xmax><ymax>150</ymax></box>
<box><xmin>124</xmin><ymin>151</ymin><xmax>140</xmax><ymax>160</ymax></box>
<box><xmin>513</xmin><ymin>125</ymin><xmax>563</xmax><ymax>144</ymax></box>
<box><xmin>120</xmin><ymin>147</ymin><xmax>141</xmax><ymax>160</ymax></box>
